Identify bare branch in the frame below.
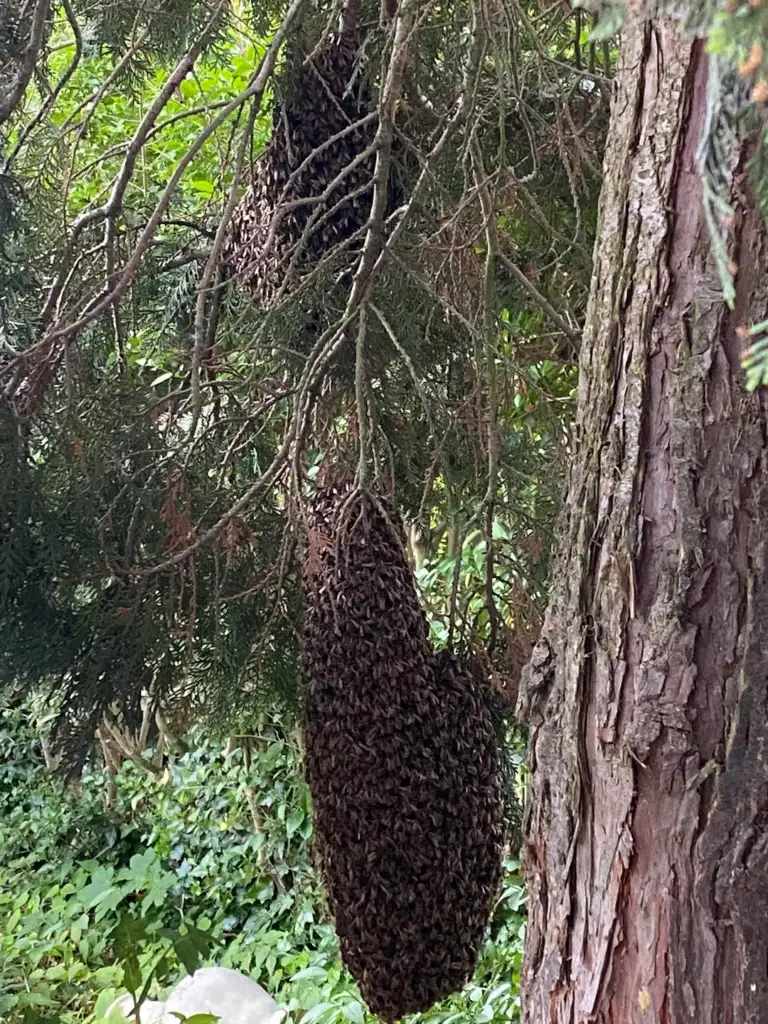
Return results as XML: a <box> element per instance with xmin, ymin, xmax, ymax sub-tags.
<box><xmin>0</xmin><ymin>0</ymin><xmax>50</xmax><ymax>127</ymax></box>
<box><xmin>499</xmin><ymin>252</ymin><xmax>581</xmax><ymax>344</ymax></box>
<box><xmin>4</xmin><ymin>0</ymin><xmax>81</xmax><ymax>167</ymax></box>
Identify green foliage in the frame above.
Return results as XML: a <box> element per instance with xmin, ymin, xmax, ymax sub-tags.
<box><xmin>0</xmin><ymin>0</ymin><xmax>601</xmax><ymax>762</ymax></box>
<box><xmin>739</xmin><ymin>316</ymin><xmax>768</xmax><ymax>389</ymax></box>
<box><xmin>71</xmin><ymin>0</ymin><xmax>227</xmax><ymax>61</ymax></box>
<box><xmin>0</xmin><ymin>391</ymin><xmax>301</xmax><ymax>766</ymax></box>
<box><xmin>707</xmin><ymin>3</ymin><xmax>768</xmax><ymax>85</ymax></box>
<box><xmin>0</xmin><ymin>708</ymin><xmax>526</xmax><ymax>1024</ymax></box>
<box><xmin>0</xmin><ymin>706</ymin><xmax>118</xmax><ymax>867</ymax></box>
<box><xmin>686</xmin><ymin>1</ymin><xmax>768</xmax><ymax>325</ymax></box>
<box><xmin>1</xmin><ymin>20</ymin><xmax>297</xmax><ymax>764</ymax></box>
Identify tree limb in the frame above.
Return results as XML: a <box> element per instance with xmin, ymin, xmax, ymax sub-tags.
<box><xmin>0</xmin><ymin>0</ymin><xmax>50</xmax><ymax>127</ymax></box>
<box><xmin>42</xmin><ymin>0</ymin><xmax>310</xmax><ymax>347</ymax></box>
<box><xmin>4</xmin><ymin>0</ymin><xmax>81</xmax><ymax>167</ymax></box>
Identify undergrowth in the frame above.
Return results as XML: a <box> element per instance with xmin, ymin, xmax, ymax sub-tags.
<box><xmin>0</xmin><ymin>706</ymin><xmax>525</xmax><ymax>1024</ymax></box>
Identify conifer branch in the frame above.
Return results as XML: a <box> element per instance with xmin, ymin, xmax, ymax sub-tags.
<box><xmin>0</xmin><ymin>0</ymin><xmax>50</xmax><ymax>127</ymax></box>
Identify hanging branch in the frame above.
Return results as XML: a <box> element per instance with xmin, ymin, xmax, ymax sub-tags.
<box><xmin>187</xmin><ymin>91</ymin><xmax>262</xmax><ymax>432</ymax></box>
<box><xmin>4</xmin><ymin>0</ymin><xmax>82</xmax><ymax>168</ymax></box>
<box><xmin>369</xmin><ymin>0</ymin><xmax>488</xmax><ymax>279</ymax></box>
<box><xmin>129</xmin><ymin>2</ymin><xmax>491</xmax><ymax>578</ymax></box>
<box><xmin>471</xmin><ymin>133</ymin><xmax>501</xmax><ymax>654</ymax></box>
<box><xmin>35</xmin><ymin>10</ymin><xmax>221</xmax><ymax>340</ymax></box>
<box><xmin>355</xmin><ymin>305</ymin><xmax>372</xmax><ymax>486</ymax></box>
<box><xmin>0</xmin><ymin>0</ymin><xmax>51</xmax><ymax>127</ymax></box>
<box><xmin>44</xmin><ymin>0</ymin><xmax>589</xmax><ymax>586</ymax></box>
<box><xmin>341</xmin><ymin>0</ymin><xmax>417</xmax><ymax>314</ymax></box>
<box><xmin>38</xmin><ymin>0</ymin><xmax>310</xmax><ymax>348</ymax></box>
<box><xmin>499</xmin><ymin>252</ymin><xmax>581</xmax><ymax>345</ymax></box>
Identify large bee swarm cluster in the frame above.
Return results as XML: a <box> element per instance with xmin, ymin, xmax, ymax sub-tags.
<box><xmin>222</xmin><ymin>31</ymin><xmax>376</xmax><ymax>308</ymax></box>
<box><xmin>301</xmin><ymin>486</ymin><xmax>505</xmax><ymax>1022</ymax></box>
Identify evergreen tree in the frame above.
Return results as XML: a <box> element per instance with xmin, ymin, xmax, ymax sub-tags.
<box><xmin>0</xmin><ymin>0</ymin><xmax>600</xmax><ymax>764</ymax></box>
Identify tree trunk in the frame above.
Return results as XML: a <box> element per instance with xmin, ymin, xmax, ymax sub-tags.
<box><xmin>517</xmin><ymin>14</ymin><xmax>768</xmax><ymax>1024</ymax></box>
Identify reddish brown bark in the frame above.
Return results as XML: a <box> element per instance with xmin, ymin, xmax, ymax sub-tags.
<box><xmin>517</xmin><ymin>16</ymin><xmax>768</xmax><ymax>1024</ymax></box>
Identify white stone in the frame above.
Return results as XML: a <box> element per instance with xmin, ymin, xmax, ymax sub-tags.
<box><xmin>162</xmin><ymin>967</ymin><xmax>282</xmax><ymax>1024</ymax></box>
<box><xmin>103</xmin><ymin>968</ymin><xmax>285</xmax><ymax>1024</ymax></box>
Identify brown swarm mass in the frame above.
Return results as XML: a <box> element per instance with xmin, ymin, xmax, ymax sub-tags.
<box><xmin>301</xmin><ymin>485</ymin><xmax>505</xmax><ymax>1021</ymax></box>
<box><xmin>222</xmin><ymin>30</ymin><xmax>376</xmax><ymax>308</ymax></box>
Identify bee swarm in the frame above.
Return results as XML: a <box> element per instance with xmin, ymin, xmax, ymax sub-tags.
<box><xmin>301</xmin><ymin>485</ymin><xmax>505</xmax><ymax>1021</ymax></box>
<box><xmin>222</xmin><ymin>29</ymin><xmax>376</xmax><ymax>308</ymax></box>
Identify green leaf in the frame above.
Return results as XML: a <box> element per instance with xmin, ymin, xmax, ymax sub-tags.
<box><xmin>486</xmin><ymin>982</ymin><xmax>511</xmax><ymax>1002</ymax></box>
<box><xmin>122</xmin><ymin>954</ymin><xmax>143</xmax><ymax>994</ymax></box>
<box><xmin>19</xmin><ymin>991</ymin><xmax>56</xmax><ymax>1006</ymax></box>
<box><xmin>127</xmin><ymin>849</ymin><xmax>158</xmax><ymax>878</ymax></box>
<box><xmin>94</xmin><ymin>988</ymin><xmax>119</xmax><ymax>1016</ymax></box>
<box><xmin>286</xmin><ymin>808</ymin><xmax>304</xmax><ymax>837</ymax></box>
<box><xmin>292</xmin><ymin>966</ymin><xmax>328</xmax><ymax>981</ymax></box>
<box><xmin>111</xmin><ymin>912</ymin><xmax>149</xmax><ymax>957</ymax></box>
<box><xmin>491</xmin><ymin>521</ymin><xmax>509</xmax><ymax>540</ymax></box>
<box><xmin>190</xmin><ymin>179</ymin><xmax>215</xmax><ymax>199</ymax></box>
<box><xmin>79</xmin><ymin>871</ymin><xmax>117</xmax><ymax>908</ymax></box>
<box><xmin>95</xmin><ymin>886</ymin><xmax>128</xmax><ymax>920</ymax></box>
<box><xmin>174</xmin><ymin>936</ymin><xmax>203</xmax><ymax>975</ymax></box>
<box><xmin>170</xmin><ymin>1015</ymin><xmax>220</xmax><ymax>1023</ymax></box>
<box><xmin>341</xmin><ymin>1001</ymin><xmax>365</xmax><ymax>1024</ymax></box>
<box><xmin>301</xmin><ymin>1002</ymin><xmax>336</xmax><ymax>1024</ymax></box>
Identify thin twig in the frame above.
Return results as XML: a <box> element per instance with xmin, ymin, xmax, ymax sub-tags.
<box><xmin>499</xmin><ymin>252</ymin><xmax>581</xmax><ymax>344</ymax></box>
<box><xmin>187</xmin><ymin>90</ymin><xmax>261</xmax><ymax>432</ymax></box>
<box><xmin>341</xmin><ymin>0</ymin><xmax>417</xmax><ymax>315</ymax></box>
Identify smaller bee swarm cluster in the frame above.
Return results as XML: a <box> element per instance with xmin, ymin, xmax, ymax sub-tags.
<box><xmin>301</xmin><ymin>485</ymin><xmax>504</xmax><ymax>1022</ymax></box>
<box><xmin>222</xmin><ymin>27</ymin><xmax>375</xmax><ymax>308</ymax></box>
